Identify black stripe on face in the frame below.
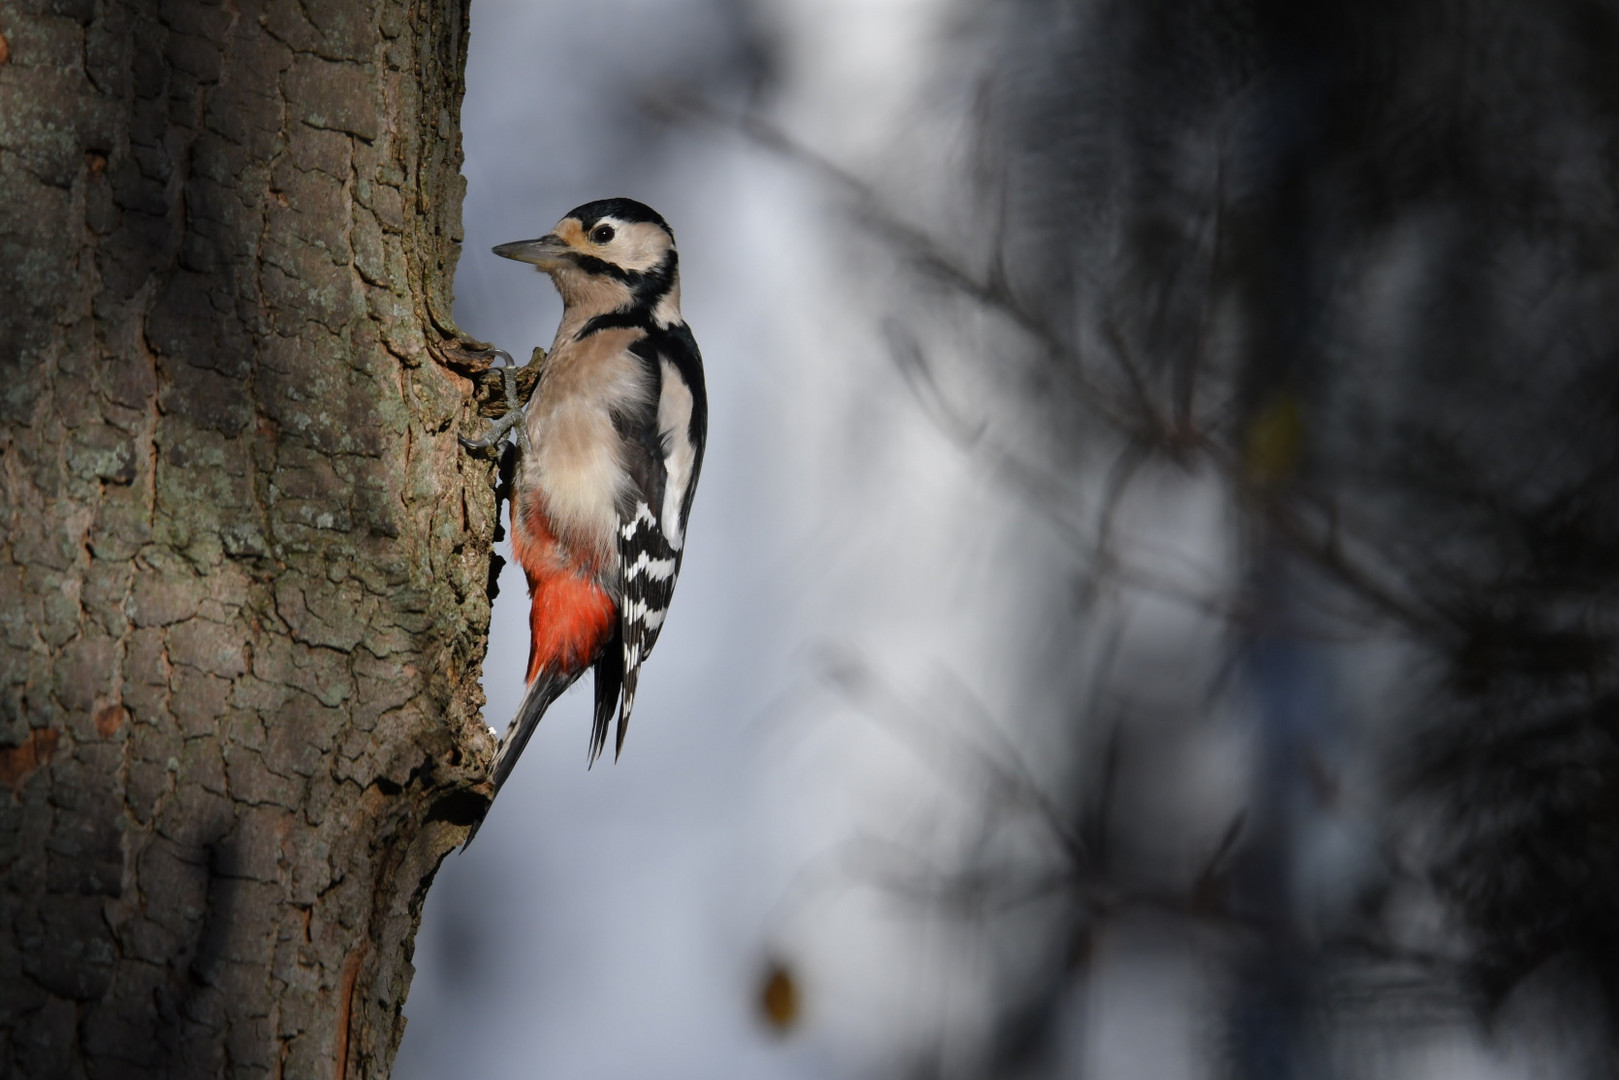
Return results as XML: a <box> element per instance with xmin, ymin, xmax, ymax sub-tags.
<box><xmin>567</xmin><ymin>252</ymin><xmax>636</xmax><ymax>281</ymax></box>
<box><xmin>629</xmin><ymin>249</ymin><xmax>677</xmax><ymax>309</ymax></box>
<box><xmin>565</xmin><ymin>250</ymin><xmax>678</xmax><ymax>327</ymax></box>
<box><xmin>578</xmin><ymin>310</ymin><xmax>653</xmax><ymax>339</ymax></box>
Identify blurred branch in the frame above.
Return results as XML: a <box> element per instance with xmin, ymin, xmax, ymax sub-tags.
<box><xmin>653</xmin><ymin>94</ymin><xmax>1148</xmax><ymax>435</ymax></box>
<box><xmin>659</xmin><ymin>93</ymin><xmax>1447</xmax><ymax>647</ymax></box>
<box><xmin>817</xmin><ymin>646</ymin><xmax>1465</xmax><ymax>979</ymax></box>
<box><xmin>1180</xmin><ymin>146</ymin><xmax>1228</xmax><ymax>434</ymax></box>
<box><xmin>884</xmin><ymin>318</ymin><xmax>1247</xmax><ymax>623</ymax></box>
<box><xmin>817</xmin><ymin>646</ymin><xmax>1090</xmax><ymax>874</ymax></box>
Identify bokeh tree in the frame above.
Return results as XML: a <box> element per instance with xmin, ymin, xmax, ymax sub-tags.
<box><xmin>795</xmin><ymin>0</ymin><xmax>1619</xmax><ymax>1073</ymax></box>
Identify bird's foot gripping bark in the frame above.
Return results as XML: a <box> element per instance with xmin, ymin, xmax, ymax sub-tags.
<box><xmin>460</xmin><ymin>350</ymin><xmax>533</xmax><ymax>456</ymax></box>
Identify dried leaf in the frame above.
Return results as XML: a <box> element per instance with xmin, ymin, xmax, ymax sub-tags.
<box><xmin>758</xmin><ymin>959</ymin><xmax>801</xmax><ymax>1032</ymax></box>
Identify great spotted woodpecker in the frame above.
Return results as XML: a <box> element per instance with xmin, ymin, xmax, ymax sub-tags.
<box><xmin>464</xmin><ymin>198</ymin><xmax>707</xmax><ymax>798</ymax></box>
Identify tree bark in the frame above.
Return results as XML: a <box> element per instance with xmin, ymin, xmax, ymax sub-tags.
<box><xmin>0</xmin><ymin>0</ymin><xmax>499</xmax><ymax>1075</ymax></box>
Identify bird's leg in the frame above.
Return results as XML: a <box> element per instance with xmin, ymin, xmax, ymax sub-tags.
<box><xmin>503</xmin><ymin>354</ymin><xmax>533</xmax><ymax>456</ymax></box>
<box><xmin>459</xmin><ymin>350</ymin><xmax>532</xmax><ymax>455</ymax></box>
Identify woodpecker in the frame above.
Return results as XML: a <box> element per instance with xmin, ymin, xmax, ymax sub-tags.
<box><xmin>463</xmin><ymin>197</ymin><xmax>707</xmax><ymax>798</ymax></box>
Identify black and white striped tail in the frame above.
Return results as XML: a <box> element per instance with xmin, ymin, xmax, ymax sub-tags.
<box><xmin>613</xmin><ymin>500</ymin><xmax>683</xmax><ymax>758</ymax></box>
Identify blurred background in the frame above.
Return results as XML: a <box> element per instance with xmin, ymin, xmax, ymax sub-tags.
<box><xmin>397</xmin><ymin>1</ymin><xmax>1619</xmax><ymax>1077</ymax></box>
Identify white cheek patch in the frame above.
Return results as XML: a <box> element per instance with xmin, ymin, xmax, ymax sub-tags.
<box><xmin>657</xmin><ymin>359</ymin><xmax>696</xmax><ymax>550</ymax></box>
<box><xmin>598</xmin><ymin>221</ymin><xmax>672</xmax><ymax>274</ymax></box>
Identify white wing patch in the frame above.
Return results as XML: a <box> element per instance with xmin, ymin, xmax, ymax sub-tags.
<box><xmin>607</xmin><ymin>347</ymin><xmax>703</xmax><ymax>760</ymax></box>
<box><xmin>657</xmin><ymin>359</ymin><xmax>696</xmax><ymax>550</ymax></box>
<box><xmin>523</xmin><ymin>327</ymin><xmax>654</xmax><ymax>561</ymax></box>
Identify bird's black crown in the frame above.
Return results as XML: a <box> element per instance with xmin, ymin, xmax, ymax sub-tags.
<box><xmin>565</xmin><ymin>198</ymin><xmax>672</xmax><ymax>237</ymax></box>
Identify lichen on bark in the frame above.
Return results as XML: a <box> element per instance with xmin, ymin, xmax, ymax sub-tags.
<box><xmin>0</xmin><ymin>0</ymin><xmax>501</xmax><ymax>1075</ymax></box>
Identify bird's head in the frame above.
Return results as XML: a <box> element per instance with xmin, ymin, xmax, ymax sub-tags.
<box><xmin>494</xmin><ymin>197</ymin><xmax>680</xmax><ymax>323</ymax></box>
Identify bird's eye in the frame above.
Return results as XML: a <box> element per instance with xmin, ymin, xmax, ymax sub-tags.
<box><xmin>590</xmin><ymin>224</ymin><xmax>615</xmax><ymax>244</ymax></box>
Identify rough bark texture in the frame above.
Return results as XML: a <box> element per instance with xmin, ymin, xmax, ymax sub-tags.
<box><xmin>0</xmin><ymin>0</ymin><xmax>502</xmax><ymax>1075</ymax></box>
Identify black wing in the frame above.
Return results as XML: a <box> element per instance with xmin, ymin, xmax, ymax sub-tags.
<box><xmin>588</xmin><ymin>325</ymin><xmax>708</xmax><ymax>763</ymax></box>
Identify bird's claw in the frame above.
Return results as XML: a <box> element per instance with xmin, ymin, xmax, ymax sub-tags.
<box><xmin>461</xmin><ymin>354</ymin><xmax>532</xmax><ymax>455</ymax></box>
<box><xmin>500</xmin><ymin>360</ymin><xmax>533</xmax><ymax>457</ymax></box>
<box><xmin>459</xmin><ymin>416</ymin><xmax>516</xmax><ymax>452</ymax></box>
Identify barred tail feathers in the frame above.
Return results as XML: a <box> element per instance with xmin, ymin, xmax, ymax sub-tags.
<box><xmin>615</xmin><ymin>655</ymin><xmax>640</xmax><ymax>761</ymax></box>
<box><xmin>589</xmin><ymin>624</ymin><xmax>625</xmax><ymax>767</ymax></box>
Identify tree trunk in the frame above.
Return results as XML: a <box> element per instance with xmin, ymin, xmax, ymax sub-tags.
<box><xmin>0</xmin><ymin>0</ymin><xmax>500</xmax><ymax>1075</ymax></box>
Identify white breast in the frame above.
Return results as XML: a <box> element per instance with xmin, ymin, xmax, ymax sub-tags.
<box><xmin>522</xmin><ymin>328</ymin><xmax>652</xmax><ymax>559</ymax></box>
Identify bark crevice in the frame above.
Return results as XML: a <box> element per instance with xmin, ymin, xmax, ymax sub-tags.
<box><xmin>0</xmin><ymin>0</ymin><xmax>496</xmax><ymax>1075</ymax></box>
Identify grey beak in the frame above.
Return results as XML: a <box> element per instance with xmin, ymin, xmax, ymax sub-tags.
<box><xmin>493</xmin><ymin>234</ymin><xmax>570</xmax><ymax>268</ymax></box>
